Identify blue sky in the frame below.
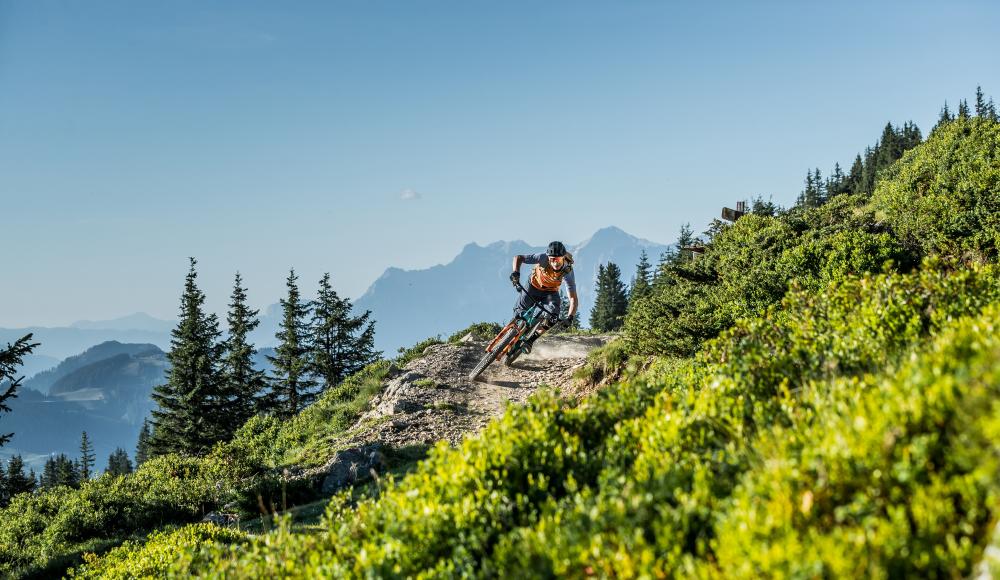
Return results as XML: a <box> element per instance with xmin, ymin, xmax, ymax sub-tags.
<box><xmin>1</xmin><ymin>0</ymin><xmax>998</xmax><ymax>327</ymax></box>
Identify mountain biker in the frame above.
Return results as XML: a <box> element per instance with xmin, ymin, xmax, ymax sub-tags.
<box><xmin>509</xmin><ymin>241</ymin><xmax>578</xmax><ymax>353</ymax></box>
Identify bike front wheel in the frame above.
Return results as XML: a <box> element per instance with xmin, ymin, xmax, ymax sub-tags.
<box><xmin>469</xmin><ymin>324</ymin><xmax>519</xmax><ymax>381</ymax></box>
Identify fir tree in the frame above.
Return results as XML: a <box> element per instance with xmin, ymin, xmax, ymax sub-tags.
<box><xmin>6</xmin><ymin>455</ymin><xmax>33</xmax><ymax>496</ymax></box>
<box><xmin>1</xmin><ymin>334</ymin><xmax>38</xmax><ymax>448</ymax></box>
<box><xmin>41</xmin><ymin>454</ymin><xmax>80</xmax><ymax>489</ymax></box>
<box><xmin>219</xmin><ymin>272</ymin><xmax>268</xmax><ymax>433</ymax></box>
<box><xmin>106</xmin><ymin>448</ymin><xmax>134</xmax><ymax>476</ymax></box>
<box><xmin>958</xmin><ymin>99</ymin><xmax>970</xmax><ymax>119</ymax></box>
<box><xmin>267</xmin><ymin>269</ymin><xmax>317</xmax><ymax>418</ymax></box>
<box><xmin>934</xmin><ymin>101</ymin><xmax>954</xmax><ymax>132</ymax></box>
<box><xmin>827</xmin><ymin>163</ymin><xmax>846</xmax><ymax>197</ymax></box>
<box><xmin>590</xmin><ymin>262</ymin><xmax>629</xmax><ymax>332</ymax></box>
<box><xmin>0</xmin><ymin>459</ymin><xmax>8</xmax><ymax>506</ymax></box>
<box><xmin>629</xmin><ymin>250</ymin><xmax>653</xmax><ymax>303</ymax></box>
<box><xmin>846</xmin><ymin>154</ymin><xmax>864</xmax><ymax>194</ymax></box>
<box><xmin>675</xmin><ymin>223</ymin><xmax>696</xmax><ymax>263</ymax></box>
<box><xmin>150</xmin><ymin>258</ymin><xmax>224</xmax><ymax>457</ymax></box>
<box><xmin>975</xmin><ymin>85</ymin><xmax>987</xmax><ymax>117</ymax></box>
<box><xmin>750</xmin><ymin>195</ymin><xmax>778</xmax><ymax>216</ymax></box>
<box><xmin>310</xmin><ymin>273</ymin><xmax>380</xmax><ymax>392</ymax></box>
<box><xmin>79</xmin><ymin>431</ymin><xmax>95</xmax><ymax>481</ymax></box>
<box><xmin>135</xmin><ymin>418</ymin><xmax>152</xmax><ymax>466</ymax></box>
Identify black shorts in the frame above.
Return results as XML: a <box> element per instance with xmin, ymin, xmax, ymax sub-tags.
<box><xmin>514</xmin><ymin>284</ymin><xmax>560</xmax><ymax>320</ymax></box>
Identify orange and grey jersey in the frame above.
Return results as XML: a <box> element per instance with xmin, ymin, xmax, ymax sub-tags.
<box><xmin>519</xmin><ymin>253</ymin><xmax>576</xmax><ymax>293</ymax></box>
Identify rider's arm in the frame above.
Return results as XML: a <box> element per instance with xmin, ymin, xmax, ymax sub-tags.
<box><xmin>512</xmin><ymin>255</ymin><xmax>524</xmax><ymax>274</ymax></box>
<box><xmin>567</xmin><ymin>291</ymin><xmax>578</xmax><ymax>318</ymax></box>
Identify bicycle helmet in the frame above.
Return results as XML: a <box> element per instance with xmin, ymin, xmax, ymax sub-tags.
<box><xmin>546</xmin><ymin>241</ymin><xmax>567</xmax><ymax>257</ymax></box>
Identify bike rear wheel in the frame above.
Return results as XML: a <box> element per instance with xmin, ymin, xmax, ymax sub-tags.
<box><xmin>469</xmin><ymin>325</ymin><xmax>519</xmax><ymax>381</ymax></box>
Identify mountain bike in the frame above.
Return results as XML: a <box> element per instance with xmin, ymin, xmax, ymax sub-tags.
<box><xmin>468</xmin><ymin>281</ymin><xmax>561</xmax><ymax>381</ymax></box>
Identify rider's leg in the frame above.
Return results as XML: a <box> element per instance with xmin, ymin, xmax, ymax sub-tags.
<box><xmin>524</xmin><ymin>291</ymin><xmax>561</xmax><ymax>351</ymax></box>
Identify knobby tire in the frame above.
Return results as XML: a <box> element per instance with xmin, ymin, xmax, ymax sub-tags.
<box><xmin>469</xmin><ymin>326</ymin><xmax>518</xmax><ymax>381</ymax></box>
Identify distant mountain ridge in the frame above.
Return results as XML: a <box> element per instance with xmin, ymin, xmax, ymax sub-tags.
<box><xmin>24</xmin><ymin>341</ymin><xmax>163</xmax><ymax>395</ymax></box>
<box><xmin>70</xmin><ymin>312</ymin><xmax>176</xmax><ymax>333</ymax></box>
<box><xmin>3</xmin><ymin>342</ymin><xmax>169</xmax><ymax>470</ymax></box>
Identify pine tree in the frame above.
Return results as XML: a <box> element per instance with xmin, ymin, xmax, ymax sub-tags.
<box><xmin>267</xmin><ymin>269</ymin><xmax>317</xmax><ymax>418</ymax></box>
<box><xmin>958</xmin><ymin>99</ymin><xmax>971</xmax><ymax>119</ymax></box>
<box><xmin>0</xmin><ymin>459</ymin><xmax>8</xmax><ymax>507</ymax></box>
<box><xmin>629</xmin><ymin>250</ymin><xmax>653</xmax><ymax>303</ymax></box>
<box><xmin>79</xmin><ymin>431</ymin><xmax>95</xmax><ymax>481</ymax></box>
<box><xmin>827</xmin><ymin>162</ymin><xmax>845</xmax><ymax>197</ymax></box>
<box><xmin>940</xmin><ymin>101</ymin><xmax>953</xmax><ymax>123</ymax></box>
<box><xmin>219</xmin><ymin>272</ymin><xmax>268</xmax><ymax>434</ymax></box>
<box><xmin>675</xmin><ymin>223</ymin><xmax>696</xmax><ymax>262</ymax></box>
<box><xmin>590</xmin><ymin>262</ymin><xmax>629</xmax><ymax>332</ymax></box>
<box><xmin>1</xmin><ymin>334</ymin><xmax>38</xmax><ymax>448</ymax></box>
<box><xmin>40</xmin><ymin>457</ymin><xmax>58</xmax><ymax>489</ymax></box>
<box><xmin>310</xmin><ymin>273</ymin><xmax>380</xmax><ymax>392</ymax></box>
<box><xmin>41</xmin><ymin>454</ymin><xmax>80</xmax><ymax>489</ymax></box>
<box><xmin>6</xmin><ymin>455</ymin><xmax>33</xmax><ymax>496</ymax></box>
<box><xmin>150</xmin><ymin>258</ymin><xmax>224</xmax><ymax>457</ymax></box>
<box><xmin>975</xmin><ymin>85</ymin><xmax>987</xmax><ymax>117</ymax></box>
<box><xmin>105</xmin><ymin>448</ymin><xmax>134</xmax><ymax>476</ymax></box>
<box><xmin>846</xmin><ymin>154</ymin><xmax>864</xmax><ymax>194</ymax></box>
<box><xmin>135</xmin><ymin>418</ymin><xmax>152</xmax><ymax>466</ymax></box>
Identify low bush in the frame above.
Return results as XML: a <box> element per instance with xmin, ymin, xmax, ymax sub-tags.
<box><xmin>448</xmin><ymin>321</ymin><xmax>503</xmax><ymax>343</ymax></box>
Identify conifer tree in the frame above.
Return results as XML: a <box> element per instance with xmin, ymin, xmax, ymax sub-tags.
<box><xmin>6</xmin><ymin>455</ymin><xmax>33</xmax><ymax>496</ymax></box>
<box><xmin>958</xmin><ymin>99</ymin><xmax>970</xmax><ymax>119</ymax></box>
<box><xmin>310</xmin><ymin>273</ymin><xmax>380</xmax><ymax>392</ymax></box>
<box><xmin>846</xmin><ymin>154</ymin><xmax>864</xmax><ymax>194</ymax></box>
<box><xmin>150</xmin><ymin>258</ymin><xmax>224</xmax><ymax>456</ymax></box>
<box><xmin>41</xmin><ymin>454</ymin><xmax>80</xmax><ymax>489</ymax></box>
<box><xmin>934</xmin><ymin>101</ymin><xmax>954</xmax><ymax>132</ymax></box>
<box><xmin>106</xmin><ymin>448</ymin><xmax>134</xmax><ymax>476</ymax></box>
<box><xmin>1</xmin><ymin>334</ymin><xmax>38</xmax><ymax>448</ymax></box>
<box><xmin>0</xmin><ymin>460</ymin><xmax>8</xmax><ymax>507</ymax></box>
<box><xmin>267</xmin><ymin>269</ymin><xmax>317</xmax><ymax>418</ymax></box>
<box><xmin>135</xmin><ymin>418</ymin><xmax>152</xmax><ymax>466</ymax></box>
<box><xmin>827</xmin><ymin>163</ymin><xmax>845</xmax><ymax>197</ymax></box>
<box><xmin>79</xmin><ymin>431</ymin><xmax>95</xmax><ymax>481</ymax></box>
<box><xmin>219</xmin><ymin>272</ymin><xmax>268</xmax><ymax>433</ymax></box>
<box><xmin>975</xmin><ymin>85</ymin><xmax>987</xmax><ymax>117</ymax></box>
<box><xmin>590</xmin><ymin>262</ymin><xmax>629</xmax><ymax>332</ymax></box>
<box><xmin>629</xmin><ymin>250</ymin><xmax>653</xmax><ymax>303</ymax></box>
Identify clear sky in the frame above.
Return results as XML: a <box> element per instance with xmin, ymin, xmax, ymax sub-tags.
<box><xmin>2</xmin><ymin>0</ymin><xmax>998</xmax><ymax>327</ymax></box>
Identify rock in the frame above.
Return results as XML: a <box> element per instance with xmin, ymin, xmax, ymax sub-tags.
<box><xmin>459</xmin><ymin>332</ymin><xmax>475</xmax><ymax>343</ymax></box>
<box><xmin>202</xmin><ymin>512</ymin><xmax>240</xmax><ymax>527</ymax></box>
<box><xmin>320</xmin><ymin>445</ymin><xmax>387</xmax><ymax>494</ymax></box>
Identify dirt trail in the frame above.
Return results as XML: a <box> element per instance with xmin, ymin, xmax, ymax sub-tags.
<box><xmin>346</xmin><ymin>334</ymin><xmax>612</xmax><ymax>449</ymax></box>
<box><xmin>291</xmin><ymin>333</ymin><xmax>612</xmax><ymax>491</ymax></box>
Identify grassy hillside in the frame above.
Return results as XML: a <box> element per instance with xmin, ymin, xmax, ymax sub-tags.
<box><xmin>5</xmin><ymin>116</ymin><xmax>1000</xmax><ymax>578</ymax></box>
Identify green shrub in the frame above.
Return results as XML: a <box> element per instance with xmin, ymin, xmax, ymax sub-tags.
<box><xmin>872</xmin><ymin>117</ymin><xmax>1000</xmax><ymax>260</ymax></box>
<box><xmin>396</xmin><ymin>336</ymin><xmax>444</xmax><ymax>366</ymax></box>
<box><xmin>448</xmin><ymin>321</ymin><xmax>503</xmax><ymax>343</ymax></box>
<box><xmin>67</xmin><ymin>523</ymin><xmax>248</xmax><ymax>579</ymax></box>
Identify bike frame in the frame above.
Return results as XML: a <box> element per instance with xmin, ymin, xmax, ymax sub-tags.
<box><xmin>485</xmin><ymin>282</ymin><xmax>559</xmax><ymax>357</ymax></box>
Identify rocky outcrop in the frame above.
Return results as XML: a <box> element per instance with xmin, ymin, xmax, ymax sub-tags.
<box><xmin>303</xmin><ymin>334</ymin><xmax>613</xmax><ymax>493</ymax></box>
